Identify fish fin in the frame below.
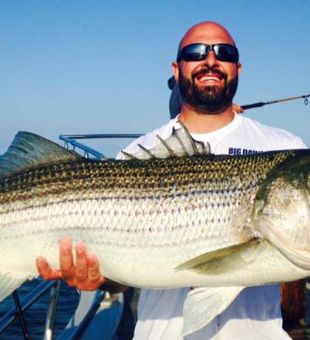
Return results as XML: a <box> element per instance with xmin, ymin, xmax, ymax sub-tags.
<box><xmin>121</xmin><ymin>144</ymin><xmax>155</xmax><ymax>160</ymax></box>
<box><xmin>0</xmin><ymin>272</ymin><xmax>31</xmax><ymax>302</ymax></box>
<box><xmin>182</xmin><ymin>286</ymin><xmax>244</xmax><ymax>336</ymax></box>
<box><xmin>120</xmin><ymin>120</ymin><xmax>211</xmax><ymax>160</ymax></box>
<box><xmin>172</xmin><ymin>121</ymin><xmax>211</xmax><ymax>156</ymax></box>
<box><xmin>120</xmin><ymin>150</ymin><xmax>138</xmax><ymax>160</ymax></box>
<box><xmin>0</xmin><ymin>131</ymin><xmax>81</xmax><ymax>179</ymax></box>
<box><xmin>137</xmin><ymin>144</ymin><xmax>155</xmax><ymax>159</ymax></box>
<box><xmin>176</xmin><ymin>239</ymin><xmax>261</xmax><ymax>273</ymax></box>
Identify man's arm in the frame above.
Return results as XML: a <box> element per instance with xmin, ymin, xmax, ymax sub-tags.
<box><xmin>36</xmin><ymin>238</ymin><xmax>127</xmax><ymax>293</ymax></box>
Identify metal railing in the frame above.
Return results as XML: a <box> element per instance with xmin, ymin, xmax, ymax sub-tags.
<box><xmin>0</xmin><ymin>281</ymin><xmax>116</xmax><ymax>340</ymax></box>
<box><xmin>0</xmin><ymin>281</ymin><xmax>56</xmax><ymax>338</ymax></box>
<box><xmin>59</xmin><ymin>133</ymin><xmax>142</xmax><ymax>159</ymax></box>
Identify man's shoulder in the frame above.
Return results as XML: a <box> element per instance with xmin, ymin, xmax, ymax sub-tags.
<box><xmin>239</xmin><ymin>115</ymin><xmax>306</xmax><ymax>149</ymax></box>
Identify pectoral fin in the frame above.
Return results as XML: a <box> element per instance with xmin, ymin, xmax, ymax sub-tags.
<box><xmin>182</xmin><ymin>286</ymin><xmax>244</xmax><ymax>336</ymax></box>
<box><xmin>176</xmin><ymin>239</ymin><xmax>261</xmax><ymax>274</ymax></box>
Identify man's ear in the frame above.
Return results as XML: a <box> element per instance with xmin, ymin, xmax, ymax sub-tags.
<box><xmin>237</xmin><ymin>62</ymin><xmax>242</xmax><ymax>76</ymax></box>
<box><xmin>172</xmin><ymin>61</ymin><xmax>180</xmax><ymax>83</ymax></box>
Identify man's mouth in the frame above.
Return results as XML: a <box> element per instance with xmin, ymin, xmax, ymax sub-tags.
<box><xmin>193</xmin><ymin>69</ymin><xmax>225</xmax><ymax>85</ymax></box>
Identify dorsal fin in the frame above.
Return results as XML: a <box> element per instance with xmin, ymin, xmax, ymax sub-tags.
<box><xmin>121</xmin><ymin>121</ymin><xmax>211</xmax><ymax>160</ymax></box>
<box><xmin>0</xmin><ymin>131</ymin><xmax>81</xmax><ymax>179</ymax></box>
<box><xmin>120</xmin><ymin>144</ymin><xmax>156</xmax><ymax>160</ymax></box>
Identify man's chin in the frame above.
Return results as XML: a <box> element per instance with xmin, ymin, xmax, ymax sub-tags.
<box><xmin>196</xmin><ymin>101</ymin><xmax>233</xmax><ymax>115</ymax></box>
<box><xmin>205</xmin><ymin>82</ymin><xmax>225</xmax><ymax>94</ymax></box>
<box><xmin>194</xmin><ymin>82</ymin><xmax>223</xmax><ymax>95</ymax></box>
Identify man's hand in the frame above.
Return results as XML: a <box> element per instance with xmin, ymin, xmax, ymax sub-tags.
<box><xmin>36</xmin><ymin>238</ymin><xmax>119</xmax><ymax>291</ymax></box>
<box><xmin>232</xmin><ymin>103</ymin><xmax>244</xmax><ymax>114</ymax></box>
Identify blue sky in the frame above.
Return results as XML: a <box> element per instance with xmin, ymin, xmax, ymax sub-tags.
<box><xmin>1</xmin><ymin>1</ymin><xmax>309</xmax><ymax>157</ymax></box>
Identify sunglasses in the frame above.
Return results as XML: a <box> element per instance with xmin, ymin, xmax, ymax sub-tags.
<box><xmin>177</xmin><ymin>43</ymin><xmax>239</xmax><ymax>63</ymax></box>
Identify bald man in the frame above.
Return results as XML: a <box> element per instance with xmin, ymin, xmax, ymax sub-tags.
<box><xmin>37</xmin><ymin>21</ymin><xmax>306</xmax><ymax>339</ymax></box>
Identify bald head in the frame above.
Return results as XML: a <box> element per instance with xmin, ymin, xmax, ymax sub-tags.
<box><xmin>172</xmin><ymin>21</ymin><xmax>241</xmax><ymax>117</ymax></box>
<box><xmin>178</xmin><ymin>21</ymin><xmax>236</xmax><ymax>52</ymax></box>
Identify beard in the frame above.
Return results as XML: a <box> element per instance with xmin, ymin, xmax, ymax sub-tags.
<box><xmin>178</xmin><ymin>67</ymin><xmax>238</xmax><ymax>114</ymax></box>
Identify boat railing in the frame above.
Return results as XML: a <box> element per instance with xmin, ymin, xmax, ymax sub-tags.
<box><xmin>0</xmin><ymin>280</ymin><xmax>118</xmax><ymax>339</ymax></box>
<box><xmin>0</xmin><ymin>280</ymin><xmax>56</xmax><ymax>338</ymax></box>
<box><xmin>59</xmin><ymin>133</ymin><xmax>143</xmax><ymax>159</ymax></box>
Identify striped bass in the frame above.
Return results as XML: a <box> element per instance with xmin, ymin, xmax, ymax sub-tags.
<box><xmin>0</xmin><ymin>124</ymin><xmax>310</xmax><ymax>335</ymax></box>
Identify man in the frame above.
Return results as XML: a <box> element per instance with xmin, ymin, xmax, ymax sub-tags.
<box><xmin>37</xmin><ymin>21</ymin><xmax>306</xmax><ymax>339</ymax></box>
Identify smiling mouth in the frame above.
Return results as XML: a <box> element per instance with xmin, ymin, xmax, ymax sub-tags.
<box><xmin>197</xmin><ymin>75</ymin><xmax>221</xmax><ymax>83</ymax></box>
<box><xmin>194</xmin><ymin>69</ymin><xmax>226</xmax><ymax>84</ymax></box>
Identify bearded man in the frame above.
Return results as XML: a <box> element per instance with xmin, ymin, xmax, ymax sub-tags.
<box><xmin>37</xmin><ymin>21</ymin><xmax>306</xmax><ymax>339</ymax></box>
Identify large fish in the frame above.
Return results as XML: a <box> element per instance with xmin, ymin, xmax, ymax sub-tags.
<box><xmin>0</xmin><ymin>124</ymin><xmax>310</xmax><ymax>335</ymax></box>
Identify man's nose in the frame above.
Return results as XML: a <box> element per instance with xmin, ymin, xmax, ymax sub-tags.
<box><xmin>203</xmin><ymin>50</ymin><xmax>217</xmax><ymax>68</ymax></box>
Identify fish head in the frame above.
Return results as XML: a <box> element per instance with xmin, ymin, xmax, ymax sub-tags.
<box><xmin>252</xmin><ymin>152</ymin><xmax>310</xmax><ymax>270</ymax></box>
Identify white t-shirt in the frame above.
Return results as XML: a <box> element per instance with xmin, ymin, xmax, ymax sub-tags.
<box><xmin>118</xmin><ymin>113</ymin><xmax>306</xmax><ymax>340</ymax></box>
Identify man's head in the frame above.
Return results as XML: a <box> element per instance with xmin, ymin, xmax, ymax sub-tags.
<box><xmin>172</xmin><ymin>21</ymin><xmax>242</xmax><ymax>115</ymax></box>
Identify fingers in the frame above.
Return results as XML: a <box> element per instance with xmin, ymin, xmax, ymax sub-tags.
<box><xmin>59</xmin><ymin>238</ymin><xmax>76</xmax><ymax>284</ymax></box>
<box><xmin>75</xmin><ymin>242</ymin><xmax>89</xmax><ymax>284</ymax></box>
<box><xmin>36</xmin><ymin>256</ymin><xmax>62</xmax><ymax>280</ymax></box>
<box><xmin>37</xmin><ymin>239</ymin><xmax>105</xmax><ymax>291</ymax></box>
<box><xmin>75</xmin><ymin>249</ymin><xmax>105</xmax><ymax>290</ymax></box>
<box><xmin>232</xmin><ymin>103</ymin><xmax>244</xmax><ymax>114</ymax></box>
<box><xmin>88</xmin><ymin>254</ymin><xmax>103</xmax><ymax>283</ymax></box>
<box><xmin>87</xmin><ymin>254</ymin><xmax>105</xmax><ymax>290</ymax></box>
<box><xmin>60</xmin><ymin>240</ymin><xmax>105</xmax><ymax>290</ymax></box>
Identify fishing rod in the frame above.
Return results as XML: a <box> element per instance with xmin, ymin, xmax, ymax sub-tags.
<box><xmin>168</xmin><ymin>77</ymin><xmax>309</xmax><ymax>116</ymax></box>
<box><xmin>241</xmin><ymin>93</ymin><xmax>310</xmax><ymax>110</ymax></box>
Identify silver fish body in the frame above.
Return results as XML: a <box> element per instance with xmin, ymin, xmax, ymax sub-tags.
<box><xmin>0</xmin><ymin>130</ymin><xmax>310</xmax><ymax>335</ymax></box>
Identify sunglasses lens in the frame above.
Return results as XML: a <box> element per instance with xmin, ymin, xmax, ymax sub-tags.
<box><xmin>178</xmin><ymin>44</ymin><xmax>207</xmax><ymax>62</ymax></box>
<box><xmin>214</xmin><ymin>45</ymin><xmax>239</xmax><ymax>63</ymax></box>
<box><xmin>178</xmin><ymin>44</ymin><xmax>239</xmax><ymax>63</ymax></box>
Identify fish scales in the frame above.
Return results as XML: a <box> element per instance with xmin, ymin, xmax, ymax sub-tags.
<box><xmin>0</xmin><ymin>152</ymin><xmax>295</xmax><ymax>236</ymax></box>
<box><xmin>0</xmin><ymin>151</ymin><xmax>295</xmax><ymax>278</ymax></box>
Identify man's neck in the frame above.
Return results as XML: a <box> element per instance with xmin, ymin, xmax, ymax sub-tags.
<box><xmin>178</xmin><ymin>104</ymin><xmax>235</xmax><ymax>133</ymax></box>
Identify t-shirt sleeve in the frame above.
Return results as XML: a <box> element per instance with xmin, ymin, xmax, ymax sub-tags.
<box><xmin>291</xmin><ymin>136</ymin><xmax>307</xmax><ymax>149</ymax></box>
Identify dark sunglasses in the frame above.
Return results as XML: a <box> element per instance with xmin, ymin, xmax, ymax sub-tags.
<box><xmin>177</xmin><ymin>43</ymin><xmax>239</xmax><ymax>63</ymax></box>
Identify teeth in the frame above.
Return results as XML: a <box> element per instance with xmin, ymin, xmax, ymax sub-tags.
<box><xmin>200</xmin><ymin>76</ymin><xmax>219</xmax><ymax>81</ymax></box>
